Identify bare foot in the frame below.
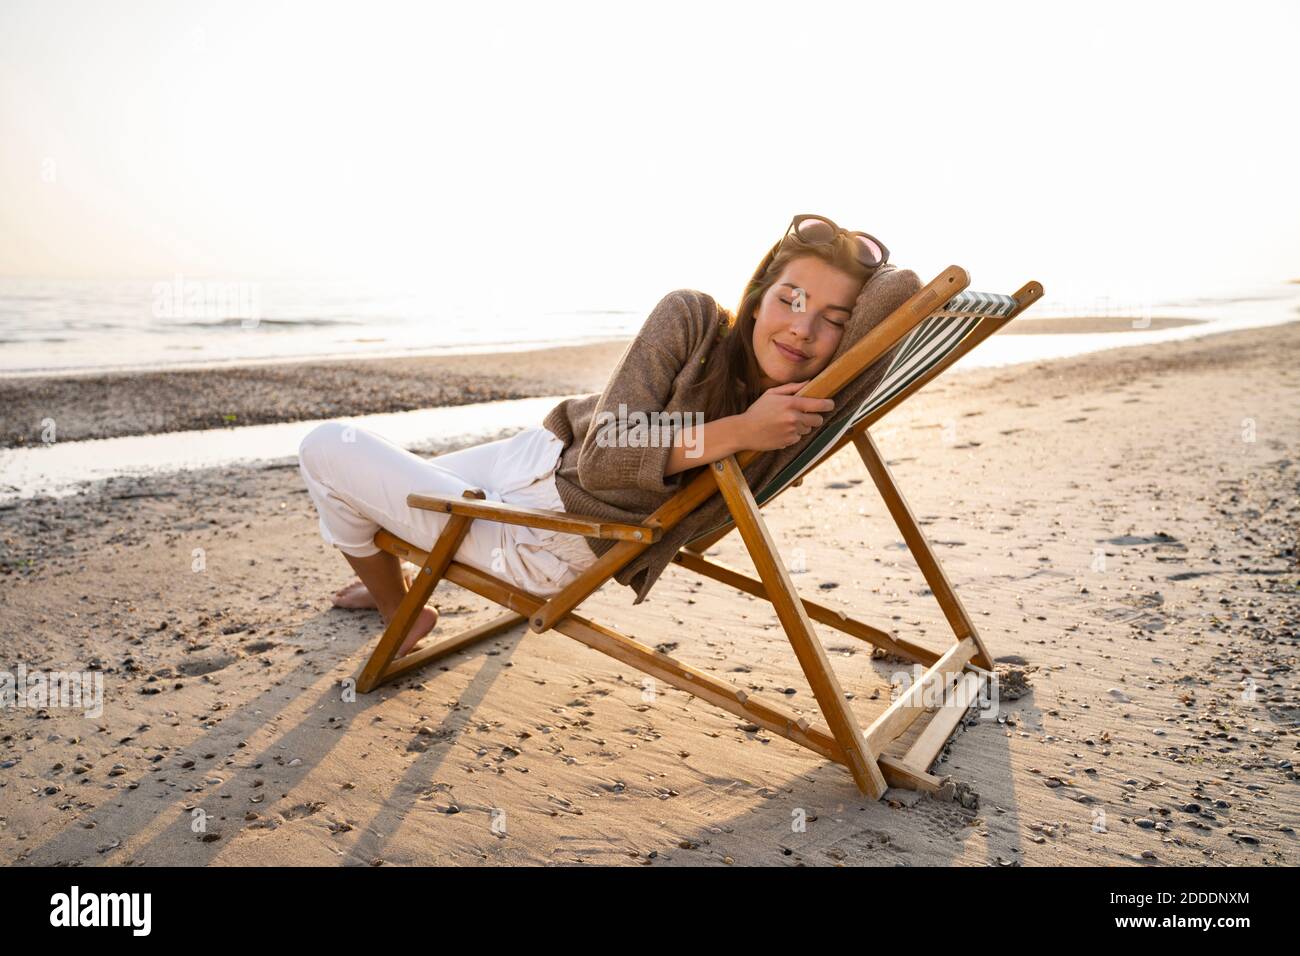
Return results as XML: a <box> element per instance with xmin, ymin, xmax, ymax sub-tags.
<box><xmin>393</xmin><ymin>606</ymin><xmax>439</xmax><ymax>657</ymax></box>
<box><xmin>331</xmin><ymin>568</ymin><xmax>415</xmax><ymax>610</ymax></box>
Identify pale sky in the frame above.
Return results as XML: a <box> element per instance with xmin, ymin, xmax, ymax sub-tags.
<box><xmin>1</xmin><ymin>0</ymin><xmax>1296</xmax><ymax>310</ymax></box>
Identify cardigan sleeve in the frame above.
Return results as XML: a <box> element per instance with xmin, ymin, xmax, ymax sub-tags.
<box><xmin>575</xmin><ymin>289</ymin><xmax>709</xmax><ymax>495</ymax></box>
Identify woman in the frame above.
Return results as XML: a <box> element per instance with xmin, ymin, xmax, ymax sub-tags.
<box><xmin>298</xmin><ymin>213</ymin><xmax>894</xmax><ymax>658</ymax></box>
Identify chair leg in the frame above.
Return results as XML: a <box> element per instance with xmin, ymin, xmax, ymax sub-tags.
<box><xmin>354</xmin><ymin>489</ymin><xmax>484</xmax><ymax>694</ymax></box>
<box><xmin>852</xmin><ymin>432</ymin><xmax>995</xmax><ymax>671</ymax></box>
<box><xmin>711</xmin><ymin>455</ymin><xmax>888</xmax><ymax>799</ymax></box>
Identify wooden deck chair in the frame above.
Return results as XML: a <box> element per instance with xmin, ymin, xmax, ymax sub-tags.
<box><xmin>352</xmin><ymin>265</ymin><xmax>1044</xmax><ymax>800</ymax></box>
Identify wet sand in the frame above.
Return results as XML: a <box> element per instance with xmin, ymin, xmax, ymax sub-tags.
<box><xmin>0</xmin><ymin>341</ymin><xmax>627</xmax><ymax>448</ymax></box>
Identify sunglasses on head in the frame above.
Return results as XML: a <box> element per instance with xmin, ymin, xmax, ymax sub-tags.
<box><xmin>778</xmin><ymin>213</ymin><xmax>889</xmax><ymax>272</ymax></box>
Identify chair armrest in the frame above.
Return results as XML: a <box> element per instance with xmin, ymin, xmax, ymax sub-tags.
<box><xmin>406</xmin><ymin>492</ymin><xmax>662</xmax><ymax>543</ymax></box>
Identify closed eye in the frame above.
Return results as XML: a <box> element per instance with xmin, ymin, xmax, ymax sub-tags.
<box><xmin>781</xmin><ymin>297</ymin><xmax>847</xmax><ymax>328</ymax></box>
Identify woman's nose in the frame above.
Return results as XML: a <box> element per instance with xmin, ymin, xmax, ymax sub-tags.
<box><xmin>786</xmin><ymin>310</ymin><xmax>815</xmax><ymax>339</ymax></box>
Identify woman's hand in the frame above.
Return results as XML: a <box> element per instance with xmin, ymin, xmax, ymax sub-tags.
<box><xmin>738</xmin><ymin>380</ymin><xmax>836</xmax><ymax>452</ymax></box>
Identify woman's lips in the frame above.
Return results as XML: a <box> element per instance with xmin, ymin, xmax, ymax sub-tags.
<box><xmin>775</xmin><ymin>341</ymin><xmax>806</xmax><ymax>362</ymax></box>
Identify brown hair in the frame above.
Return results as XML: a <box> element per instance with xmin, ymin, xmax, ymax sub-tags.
<box><xmin>689</xmin><ymin>232</ymin><xmax>877</xmax><ymax>424</ymax></box>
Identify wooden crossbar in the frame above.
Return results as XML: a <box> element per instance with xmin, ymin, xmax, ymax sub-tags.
<box><xmin>407</xmin><ymin>492</ymin><xmax>663</xmax><ymax>543</ymax></box>
<box><xmin>864</xmin><ymin>635</ymin><xmax>977</xmax><ymax>753</ymax></box>
<box><xmin>905</xmin><ymin>670</ymin><xmax>985</xmax><ymax>771</ymax></box>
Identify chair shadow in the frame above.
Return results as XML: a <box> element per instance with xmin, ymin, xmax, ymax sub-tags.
<box><xmin>344</xmin><ymin>630</ymin><xmax>524</xmax><ymax>865</ymax></box>
<box><xmin>640</xmin><ymin>652</ymin><xmax>1032</xmax><ymax>868</ymax></box>
<box><xmin>15</xmin><ymin>593</ymin><xmax>516</xmax><ymax>867</ymax></box>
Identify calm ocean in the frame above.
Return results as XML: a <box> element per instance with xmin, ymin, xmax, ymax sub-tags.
<box><xmin>1</xmin><ymin>276</ymin><xmax>1297</xmax><ymax>377</ymax></box>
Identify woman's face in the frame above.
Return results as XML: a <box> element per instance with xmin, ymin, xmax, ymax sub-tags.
<box><xmin>752</xmin><ymin>256</ymin><xmax>860</xmax><ymax>390</ymax></box>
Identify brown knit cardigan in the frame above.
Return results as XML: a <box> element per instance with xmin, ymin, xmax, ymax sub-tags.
<box><xmin>542</xmin><ymin>263</ymin><xmax>922</xmax><ymax>604</ymax></box>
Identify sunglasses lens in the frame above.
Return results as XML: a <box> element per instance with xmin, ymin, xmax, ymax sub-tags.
<box><xmin>793</xmin><ymin>217</ymin><xmax>836</xmax><ymax>244</ymax></box>
<box><xmin>854</xmin><ymin>234</ymin><xmax>885</xmax><ymax>265</ymax></box>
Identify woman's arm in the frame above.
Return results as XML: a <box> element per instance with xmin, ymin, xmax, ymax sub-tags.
<box><xmin>575</xmin><ymin>289</ymin><xmax>713</xmax><ymax>495</ymax></box>
<box><xmin>663</xmin><ymin>414</ymin><xmax>752</xmax><ymax>478</ymax></box>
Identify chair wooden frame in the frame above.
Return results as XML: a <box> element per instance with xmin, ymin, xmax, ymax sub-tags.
<box><xmin>352</xmin><ymin>265</ymin><xmax>1044</xmax><ymax>799</ymax></box>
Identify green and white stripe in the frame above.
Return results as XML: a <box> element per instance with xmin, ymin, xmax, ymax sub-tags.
<box><xmin>938</xmin><ymin>290</ymin><xmax>1018</xmax><ymax>318</ymax></box>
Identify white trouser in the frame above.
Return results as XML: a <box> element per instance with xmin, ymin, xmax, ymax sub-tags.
<box><xmin>298</xmin><ymin>422</ymin><xmax>599</xmax><ymax>597</ymax></box>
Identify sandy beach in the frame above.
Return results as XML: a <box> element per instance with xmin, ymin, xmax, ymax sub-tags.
<box><xmin>1</xmin><ymin>321</ymin><xmax>1297</xmax><ymax>867</ymax></box>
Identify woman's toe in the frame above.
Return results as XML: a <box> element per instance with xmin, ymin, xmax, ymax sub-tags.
<box><xmin>332</xmin><ymin>580</ymin><xmax>375</xmax><ymax>609</ymax></box>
